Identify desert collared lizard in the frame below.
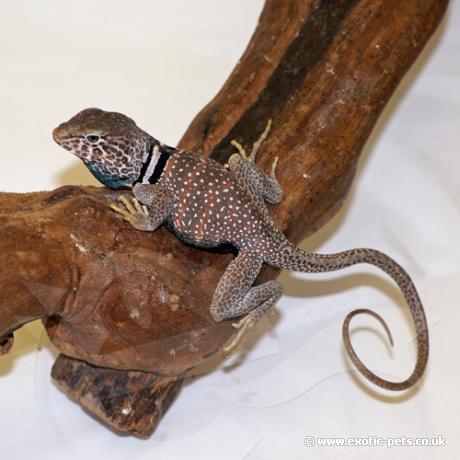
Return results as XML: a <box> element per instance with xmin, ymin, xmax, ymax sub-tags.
<box><xmin>53</xmin><ymin>108</ymin><xmax>429</xmax><ymax>391</ymax></box>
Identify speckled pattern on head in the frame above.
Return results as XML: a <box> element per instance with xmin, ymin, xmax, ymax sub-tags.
<box><xmin>54</xmin><ymin>108</ymin><xmax>429</xmax><ymax>392</ymax></box>
<box><xmin>53</xmin><ymin>108</ymin><xmax>158</xmax><ymax>188</ymax></box>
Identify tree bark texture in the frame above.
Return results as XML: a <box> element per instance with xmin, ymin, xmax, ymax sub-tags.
<box><xmin>0</xmin><ymin>0</ymin><xmax>448</xmax><ymax>437</ymax></box>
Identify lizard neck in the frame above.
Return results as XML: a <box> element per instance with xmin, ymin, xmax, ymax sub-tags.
<box><xmin>136</xmin><ymin>141</ymin><xmax>175</xmax><ymax>185</ymax></box>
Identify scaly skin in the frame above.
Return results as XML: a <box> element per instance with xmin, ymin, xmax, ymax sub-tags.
<box><xmin>53</xmin><ymin>108</ymin><xmax>429</xmax><ymax>391</ymax></box>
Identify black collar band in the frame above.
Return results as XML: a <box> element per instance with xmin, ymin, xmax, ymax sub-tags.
<box><xmin>136</xmin><ymin>143</ymin><xmax>173</xmax><ymax>185</ymax></box>
<box><xmin>137</xmin><ymin>145</ymin><xmax>154</xmax><ymax>182</ymax></box>
<box><xmin>148</xmin><ymin>145</ymin><xmax>172</xmax><ymax>184</ymax></box>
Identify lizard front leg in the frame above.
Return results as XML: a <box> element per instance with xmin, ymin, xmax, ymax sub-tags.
<box><xmin>211</xmin><ymin>251</ymin><xmax>282</xmax><ymax>356</ymax></box>
<box><xmin>110</xmin><ymin>184</ymin><xmax>175</xmax><ymax>232</ymax></box>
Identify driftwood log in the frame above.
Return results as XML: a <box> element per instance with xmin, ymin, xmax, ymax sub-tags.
<box><xmin>0</xmin><ymin>0</ymin><xmax>447</xmax><ymax>437</ymax></box>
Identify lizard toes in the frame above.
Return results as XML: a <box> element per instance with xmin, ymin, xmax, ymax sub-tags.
<box><xmin>110</xmin><ymin>203</ymin><xmax>130</xmax><ymax>217</ymax></box>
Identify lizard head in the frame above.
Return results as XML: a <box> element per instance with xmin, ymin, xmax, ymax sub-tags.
<box><xmin>53</xmin><ymin>108</ymin><xmax>155</xmax><ymax>189</ymax></box>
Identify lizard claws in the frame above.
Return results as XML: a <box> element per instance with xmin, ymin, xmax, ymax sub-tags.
<box><xmin>250</xmin><ymin>118</ymin><xmax>272</xmax><ymax>162</ymax></box>
<box><xmin>230</xmin><ymin>118</ymin><xmax>273</xmax><ymax>164</ymax></box>
<box><xmin>110</xmin><ymin>195</ymin><xmax>150</xmax><ymax>230</ymax></box>
<box><xmin>231</xmin><ymin>316</ymin><xmax>248</xmax><ymax>330</ymax></box>
<box><xmin>231</xmin><ymin>139</ymin><xmax>249</xmax><ymax>160</ymax></box>
<box><xmin>271</xmin><ymin>156</ymin><xmax>279</xmax><ymax>177</ymax></box>
<box><xmin>222</xmin><ymin>314</ymin><xmax>255</xmax><ymax>357</ymax></box>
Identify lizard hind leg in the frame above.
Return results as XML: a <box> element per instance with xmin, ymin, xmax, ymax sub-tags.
<box><xmin>229</xmin><ymin>119</ymin><xmax>282</xmax><ymax>206</ymax></box>
<box><xmin>223</xmin><ymin>281</ymin><xmax>282</xmax><ymax>357</ymax></box>
<box><xmin>210</xmin><ymin>251</ymin><xmax>282</xmax><ymax>357</ymax></box>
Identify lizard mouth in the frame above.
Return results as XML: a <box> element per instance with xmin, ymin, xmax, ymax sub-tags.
<box><xmin>0</xmin><ymin>332</ymin><xmax>14</xmax><ymax>355</ymax></box>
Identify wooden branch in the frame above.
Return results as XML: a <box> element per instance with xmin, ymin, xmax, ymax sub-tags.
<box><xmin>180</xmin><ymin>0</ymin><xmax>448</xmax><ymax>243</ymax></box>
<box><xmin>51</xmin><ymin>354</ymin><xmax>183</xmax><ymax>438</ymax></box>
<box><xmin>0</xmin><ymin>0</ymin><xmax>447</xmax><ymax>437</ymax></box>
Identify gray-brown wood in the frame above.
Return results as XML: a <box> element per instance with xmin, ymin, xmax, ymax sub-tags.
<box><xmin>0</xmin><ymin>0</ymin><xmax>448</xmax><ymax>437</ymax></box>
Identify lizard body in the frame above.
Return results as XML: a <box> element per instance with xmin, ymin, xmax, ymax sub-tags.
<box><xmin>53</xmin><ymin>108</ymin><xmax>429</xmax><ymax>391</ymax></box>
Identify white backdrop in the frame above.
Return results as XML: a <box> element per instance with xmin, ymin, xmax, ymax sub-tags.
<box><xmin>0</xmin><ymin>1</ymin><xmax>458</xmax><ymax>459</ymax></box>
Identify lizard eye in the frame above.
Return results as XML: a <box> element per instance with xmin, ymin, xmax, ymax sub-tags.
<box><xmin>86</xmin><ymin>135</ymin><xmax>100</xmax><ymax>143</ymax></box>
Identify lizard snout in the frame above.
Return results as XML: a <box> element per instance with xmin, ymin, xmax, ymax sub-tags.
<box><xmin>52</xmin><ymin>124</ymin><xmax>67</xmax><ymax>145</ymax></box>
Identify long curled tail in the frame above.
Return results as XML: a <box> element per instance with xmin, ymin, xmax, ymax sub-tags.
<box><xmin>275</xmin><ymin>244</ymin><xmax>429</xmax><ymax>391</ymax></box>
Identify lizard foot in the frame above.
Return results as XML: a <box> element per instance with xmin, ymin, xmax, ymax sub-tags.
<box><xmin>222</xmin><ymin>311</ymin><xmax>259</xmax><ymax>358</ymax></box>
<box><xmin>110</xmin><ymin>195</ymin><xmax>151</xmax><ymax>231</ymax></box>
<box><xmin>230</xmin><ymin>139</ymin><xmax>249</xmax><ymax>160</ymax></box>
<box><xmin>230</xmin><ymin>118</ymin><xmax>272</xmax><ymax>164</ymax></box>
<box><xmin>221</xmin><ymin>279</ymin><xmax>282</xmax><ymax>358</ymax></box>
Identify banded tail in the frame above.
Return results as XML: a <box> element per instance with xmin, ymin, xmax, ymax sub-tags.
<box><xmin>276</xmin><ymin>244</ymin><xmax>429</xmax><ymax>391</ymax></box>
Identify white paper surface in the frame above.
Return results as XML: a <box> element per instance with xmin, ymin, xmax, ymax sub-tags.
<box><xmin>0</xmin><ymin>1</ymin><xmax>458</xmax><ymax>459</ymax></box>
